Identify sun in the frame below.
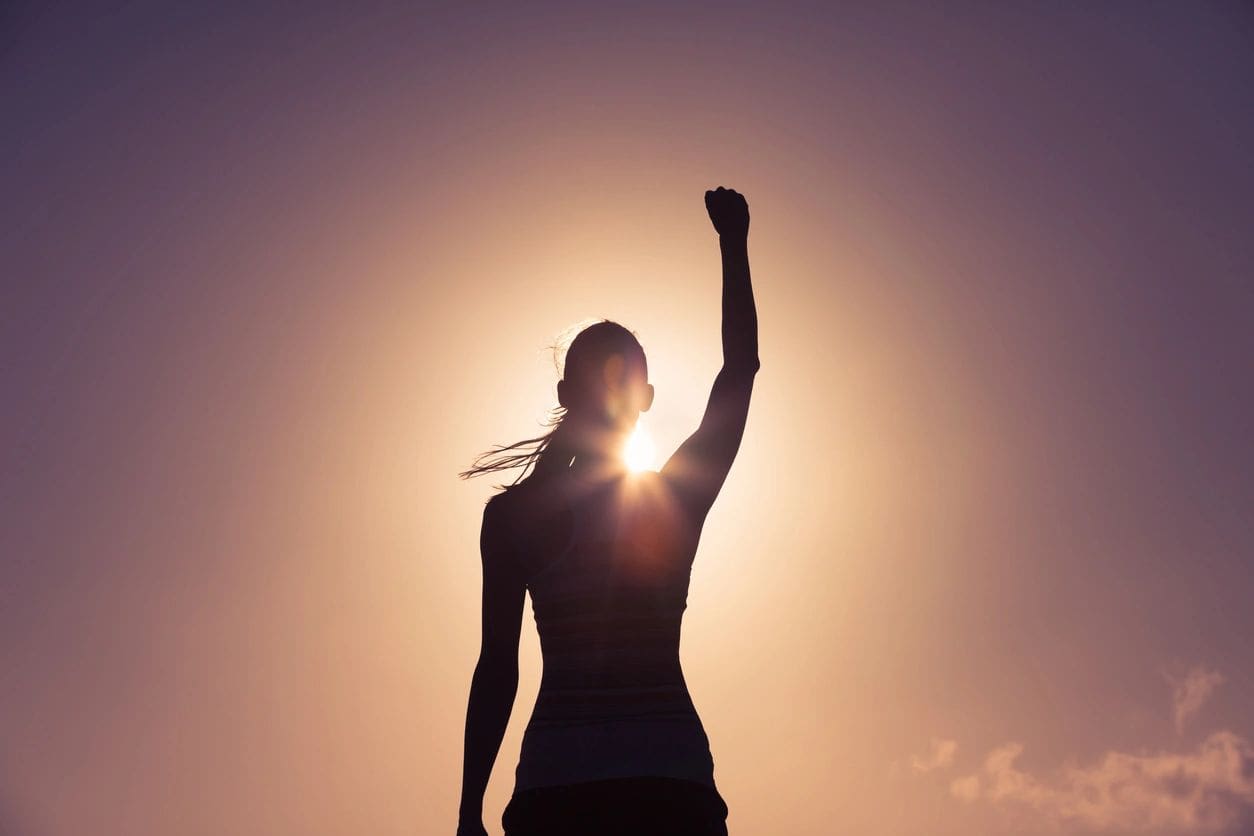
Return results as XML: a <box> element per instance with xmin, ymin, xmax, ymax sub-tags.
<box><xmin>623</xmin><ymin>422</ymin><xmax>657</xmax><ymax>472</ymax></box>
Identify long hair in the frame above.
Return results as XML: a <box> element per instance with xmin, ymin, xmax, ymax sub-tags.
<box><xmin>459</xmin><ymin>320</ymin><xmax>645</xmax><ymax>488</ymax></box>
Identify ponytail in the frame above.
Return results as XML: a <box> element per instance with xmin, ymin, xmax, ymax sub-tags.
<box><xmin>458</xmin><ymin>408</ymin><xmax>574</xmax><ymax>487</ymax></box>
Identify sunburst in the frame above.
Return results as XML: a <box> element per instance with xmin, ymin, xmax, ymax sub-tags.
<box><xmin>623</xmin><ymin>422</ymin><xmax>657</xmax><ymax>472</ymax></box>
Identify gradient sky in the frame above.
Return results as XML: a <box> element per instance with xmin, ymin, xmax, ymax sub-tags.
<box><xmin>3</xmin><ymin>3</ymin><xmax>1253</xmax><ymax>835</ymax></box>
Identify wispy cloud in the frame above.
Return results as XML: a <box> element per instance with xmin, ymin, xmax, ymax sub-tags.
<box><xmin>910</xmin><ymin>737</ymin><xmax>957</xmax><ymax>773</ymax></box>
<box><xmin>949</xmin><ymin>732</ymin><xmax>1254</xmax><ymax>834</ymax></box>
<box><xmin>1168</xmin><ymin>666</ymin><xmax>1226</xmax><ymax>734</ymax></box>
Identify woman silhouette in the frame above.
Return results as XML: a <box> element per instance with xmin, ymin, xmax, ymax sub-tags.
<box><xmin>456</xmin><ymin>187</ymin><xmax>758</xmax><ymax>836</ymax></box>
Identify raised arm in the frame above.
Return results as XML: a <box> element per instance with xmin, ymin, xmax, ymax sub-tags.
<box><xmin>457</xmin><ymin>497</ymin><xmax>525</xmax><ymax>836</ymax></box>
<box><xmin>661</xmin><ymin>187</ymin><xmax>760</xmax><ymax>519</ymax></box>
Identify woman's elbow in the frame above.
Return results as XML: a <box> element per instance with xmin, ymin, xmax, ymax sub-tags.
<box><xmin>726</xmin><ymin>355</ymin><xmax>760</xmax><ymax>377</ymax></box>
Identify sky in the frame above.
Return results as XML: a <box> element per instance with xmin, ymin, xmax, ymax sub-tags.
<box><xmin>2</xmin><ymin>2</ymin><xmax>1253</xmax><ymax>835</ymax></box>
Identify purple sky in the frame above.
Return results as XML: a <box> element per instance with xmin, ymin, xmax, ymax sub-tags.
<box><xmin>3</xmin><ymin>3</ymin><xmax>1253</xmax><ymax>834</ymax></box>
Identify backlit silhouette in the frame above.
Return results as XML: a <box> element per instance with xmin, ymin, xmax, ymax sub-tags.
<box><xmin>457</xmin><ymin>187</ymin><xmax>759</xmax><ymax>836</ymax></box>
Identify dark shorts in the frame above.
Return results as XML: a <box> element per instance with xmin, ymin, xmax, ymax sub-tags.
<box><xmin>502</xmin><ymin>776</ymin><xmax>729</xmax><ymax>835</ymax></box>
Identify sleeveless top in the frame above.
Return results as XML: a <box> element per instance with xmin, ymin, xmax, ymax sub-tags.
<box><xmin>507</xmin><ymin>470</ymin><xmax>718</xmax><ymax>793</ymax></box>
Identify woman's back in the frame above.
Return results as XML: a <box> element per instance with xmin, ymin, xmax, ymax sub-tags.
<box><xmin>495</xmin><ymin>470</ymin><xmax>718</xmax><ymax>791</ymax></box>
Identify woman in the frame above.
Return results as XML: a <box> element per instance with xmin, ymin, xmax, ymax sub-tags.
<box><xmin>457</xmin><ymin>186</ymin><xmax>759</xmax><ymax>836</ymax></box>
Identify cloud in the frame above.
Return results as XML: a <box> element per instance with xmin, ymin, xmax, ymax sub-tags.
<box><xmin>911</xmin><ymin>738</ymin><xmax>958</xmax><ymax>773</ymax></box>
<box><xmin>1168</xmin><ymin>666</ymin><xmax>1226</xmax><ymax>734</ymax></box>
<box><xmin>950</xmin><ymin>773</ymin><xmax>981</xmax><ymax>802</ymax></box>
<box><xmin>950</xmin><ymin>731</ymin><xmax>1254</xmax><ymax>834</ymax></box>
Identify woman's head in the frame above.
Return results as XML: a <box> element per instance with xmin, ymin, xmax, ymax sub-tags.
<box><xmin>557</xmin><ymin>321</ymin><xmax>654</xmax><ymax>435</ymax></box>
<box><xmin>459</xmin><ymin>320</ymin><xmax>652</xmax><ymax>486</ymax></box>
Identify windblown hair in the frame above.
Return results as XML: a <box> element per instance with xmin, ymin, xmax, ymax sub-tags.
<box><xmin>458</xmin><ymin>320</ymin><xmax>645</xmax><ymax>488</ymax></box>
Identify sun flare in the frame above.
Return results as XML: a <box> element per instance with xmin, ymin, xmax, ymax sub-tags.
<box><xmin>623</xmin><ymin>423</ymin><xmax>657</xmax><ymax>472</ymax></box>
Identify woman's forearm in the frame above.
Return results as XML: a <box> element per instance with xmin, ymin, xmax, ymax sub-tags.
<box><xmin>720</xmin><ymin>235</ymin><xmax>759</xmax><ymax>373</ymax></box>
<box><xmin>458</xmin><ymin>658</ymin><xmax>519</xmax><ymax>821</ymax></box>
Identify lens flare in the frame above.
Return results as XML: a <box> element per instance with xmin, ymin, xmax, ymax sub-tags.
<box><xmin>623</xmin><ymin>422</ymin><xmax>657</xmax><ymax>472</ymax></box>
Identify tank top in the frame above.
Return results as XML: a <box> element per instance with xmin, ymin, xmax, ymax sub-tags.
<box><xmin>510</xmin><ymin>470</ymin><xmax>718</xmax><ymax>793</ymax></box>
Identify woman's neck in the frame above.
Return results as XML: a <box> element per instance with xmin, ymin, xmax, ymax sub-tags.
<box><xmin>567</xmin><ymin>449</ymin><xmax>627</xmax><ymax>483</ymax></box>
<box><xmin>554</xmin><ymin>418</ymin><xmax>632</xmax><ymax>485</ymax></box>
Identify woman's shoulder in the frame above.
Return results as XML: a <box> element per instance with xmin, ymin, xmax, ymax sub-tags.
<box><xmin>482</xmin><ymin>486</ymin><xmax>522</xmax><ymax>539</ymax></box>
<box><xmin>484</xmin><ymin>476</ymin><xmax>569</xmax><ymax>536</ymax></box>
<box><xmin>487</xmin><ymin>474</ymin><xmax>549</xmax><ymax>515</ymax></box>
<box><xmin>636</xmin><ymin>469</ymin><xmax>708</xmax><ymax>525</ymax></box>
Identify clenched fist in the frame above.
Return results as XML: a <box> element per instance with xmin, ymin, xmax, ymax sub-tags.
<box><xmin>705</xmin><ymin>186</ymin><xmax>749</xmax><ymax>240</ymax></box>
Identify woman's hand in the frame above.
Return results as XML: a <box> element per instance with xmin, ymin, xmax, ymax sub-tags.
<box><xmin>705</xmin><ymin>186</ymin><xmax>749</xmax><ymax>240</ymax></box>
